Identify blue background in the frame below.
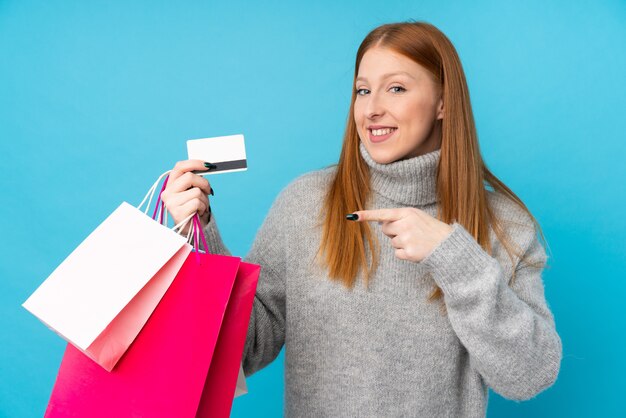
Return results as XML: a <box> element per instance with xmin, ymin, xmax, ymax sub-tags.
<box><xmin>1</xmin><ymin>1</ymin><xmax>625</xmax><ymax>417</ymax></box>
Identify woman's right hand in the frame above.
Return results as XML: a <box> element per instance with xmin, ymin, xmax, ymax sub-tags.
<box><xmin>161</xmin><ymin>160</ymin><xmax>214</xmax><ymax>235</ymax></box>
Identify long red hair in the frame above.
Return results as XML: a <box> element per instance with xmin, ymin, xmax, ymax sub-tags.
<box><xmin>317</xmin><ymin>21</ymin><xmax>547</xmax><ymax>299</ymax></box>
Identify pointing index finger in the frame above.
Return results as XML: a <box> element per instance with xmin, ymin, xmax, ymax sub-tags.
<box><xmin>349</xmin><ymin>209</ymin><xmax>403</xmax><ymax>223</ymax></box>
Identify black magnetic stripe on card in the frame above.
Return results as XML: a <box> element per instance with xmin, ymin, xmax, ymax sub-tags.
<box><xmin>192</xmin><ymin>159</ymin><xmax>247</xmax><ymax>174</ymax></box>
<box><xmin>211</xmin><ymin>159</ymin><xmax>247</xmax><ymax>172</ymax></box>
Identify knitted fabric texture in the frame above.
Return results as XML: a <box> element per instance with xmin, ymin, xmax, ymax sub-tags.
<box><xmin>202</xmin><ymin>144</ymin><xmax>561</xmax><ymax>417</ymax></box>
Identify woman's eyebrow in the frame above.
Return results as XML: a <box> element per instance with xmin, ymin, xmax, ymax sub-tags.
<box><xmin>355</xmin><ymin>71</ymin><xmax>416</xmax><ymax>83</ymax></box>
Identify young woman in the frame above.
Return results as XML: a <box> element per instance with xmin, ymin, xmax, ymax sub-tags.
<box><xmin>162</xmin><ymin>21</ymin><xmax>561</xmax><ymax>417</ymax></box>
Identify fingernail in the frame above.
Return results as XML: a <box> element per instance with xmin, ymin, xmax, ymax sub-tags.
<box><xmin>346</xmin><ymin>213</ymin><xmax>358</xmax><ymax>221</ymax></box>
<box><xmin>204</xmin><ymin>162</ymin><xmax>217</xmax><ymax>170</ymax></box>
<box><xmin>208</xmin><ymin>205</ymin><xmax>212</xmax><ymax>223</ymax></box>
<box><xmin>210</xmin><ymin>187</ymin><xmax>214</xmax><ymax>196</ymax></box>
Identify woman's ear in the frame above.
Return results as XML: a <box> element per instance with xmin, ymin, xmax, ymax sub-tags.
<box><xmin>436</xmin><ymin>97</ymin><xmax>444</xmax><ymax>120</ymax></box>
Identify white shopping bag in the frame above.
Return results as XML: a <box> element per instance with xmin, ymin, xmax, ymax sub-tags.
<box><xmin>23</xmin><ymin>172</ymin><xmax>193</xmax><ymax>371</ymax></box>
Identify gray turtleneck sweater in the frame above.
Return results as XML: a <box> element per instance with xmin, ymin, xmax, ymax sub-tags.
<box><xmin>202</xmin><ymin>143</ymin><xmax>562</xmax><ymax>417</ymax></box>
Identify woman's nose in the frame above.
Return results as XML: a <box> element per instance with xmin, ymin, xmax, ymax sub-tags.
<box><xmin>365</xmin><ymin>92</ymin><xmax>385</xmax><ymax>119</ymax></box>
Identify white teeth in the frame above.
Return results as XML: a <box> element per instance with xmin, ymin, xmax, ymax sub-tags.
<box><xmin>371</xmin><ymin>128</ymin><xmax>396</xmax><ymax>136</ymax></box>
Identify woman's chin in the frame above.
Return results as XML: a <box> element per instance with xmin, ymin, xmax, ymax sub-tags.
<box><xmin>368</xmin><ymin>148</ymin><xmax>402</xmax><ymax>165</ymax></box>
<box><xmin>360</xmin><ymin>139</ymin><xmax>407</xmax><ymax>164</ymax></box>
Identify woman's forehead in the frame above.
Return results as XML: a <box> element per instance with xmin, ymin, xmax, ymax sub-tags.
<box><xmin>357</xmin><ymin>48</ymin><xmax>428</xmax><ymax>81</ymax></box>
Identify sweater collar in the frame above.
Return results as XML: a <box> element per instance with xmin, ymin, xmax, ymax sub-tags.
<box><xmin>359</xmin><ymin>142</ymin><xmax>440</xmax><ymax>207</ymax></box>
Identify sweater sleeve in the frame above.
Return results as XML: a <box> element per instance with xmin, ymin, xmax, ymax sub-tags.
<box><xmin>200</xmin><ymin>195</ymin><xmax>288</xmax><ymax>377</ymax></box>
<box><xmin>239</xmin><ymin>186</ymin><xmax>292</xmax><ymax>377</ymax></box>
<box><xmin>421</xmin><ymin>222</ymin><xmax>562</xmax><ymax>401</ymax></box>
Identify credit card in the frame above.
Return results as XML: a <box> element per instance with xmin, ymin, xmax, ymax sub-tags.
<box><xmin>187</xmin><ymin>134</ymin><xmax>247</xmax><ymax>175</ymax></box>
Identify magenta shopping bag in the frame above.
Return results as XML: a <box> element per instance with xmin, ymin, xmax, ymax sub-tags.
<box><xmin>45</xmin><ymin>215</ymin><xmax>260</xmax><ymax>417</ymax></box>
<box><xmin>197</xmin><ymin>261</ymin><xmax>259</xmax><ymax>418</ymax></box>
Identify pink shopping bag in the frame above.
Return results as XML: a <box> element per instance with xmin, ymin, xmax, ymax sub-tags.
<box><xmin>45</xmin><ymin>214</ymin><xmax>260</xmax><ymax>418</ymax></box>
<box><xmin>45</xmin><ymin>214</ymin><xmax>259</xmax><ymax>417</ymax></box>
<box><xmin>197</xmin><ymin>261</ymin><xmax>259</xmax><ymax>418</ymax></box>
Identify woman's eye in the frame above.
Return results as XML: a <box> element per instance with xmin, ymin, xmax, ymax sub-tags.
<box><xmin>390</xmin><ymin>86</ymin><xmax>406</xmax><ymax>93</ymax></box>
<box><xmin>356</xmin><ymin>88</ymin><xmax>370</xmax><ymax>96</ymax></box>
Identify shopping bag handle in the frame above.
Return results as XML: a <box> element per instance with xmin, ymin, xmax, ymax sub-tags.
<box><xmin>172</xmin><ymin>212</ymin><xmax>210</xmax><ymax>261</ymax></box>
<box><xmin>151</xmin><ymin>175</ymin><xmax>205</xmax><ymax>246</ymax></box>
<box><xmin>172</xmin><ymin>213</ymin><xmax>195</xmax><ymax>236</ymax></box>
<box><xmin>136</xmin><ymin>171</ymin><xmax>191</xmax><ymax>233</ymax></box>
<box><xmin>151</xmin><ymin>175</ymin><xmax>169</xmax><ymax>224</ymax></box>
<box><xmin>135</xmin><ymin>171</ymin><xmax>178</xmax><ymax>223</ymax></box>
<box><xmin>192</xmin><ymin>213</ymin><xmax>209</xmax><ymax>253</ymax></box>
<box><xmin>136</xmin><ymin>172</ymin><xmax>211</xmax><ymax>254</ymax></box>
<box><xmin>179</xmin><ymin>212</ymin><xmax>210</xmax><ymax>256</ymax></box>
<box><xmin>137</xmin><ymin>171</ymin><xmax>171</xmax><ymax>217</ymax></box>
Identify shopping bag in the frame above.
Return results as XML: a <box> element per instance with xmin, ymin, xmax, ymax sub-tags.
<box><xmin>45</xmin><ymin>215</ymin><xmax>260</xmax><ymax>417</ymax></box>
<box><xmin>23</xmin><ymin>172</ymin><xmax>191</xmax><ymax>371</ymax></box>
<box><xmin>197</xmin><ymin>260</ymin><xmax>259</xmax><ymax>418</ymax></box>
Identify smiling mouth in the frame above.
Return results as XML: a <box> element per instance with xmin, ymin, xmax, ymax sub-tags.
<box><xmin>368</xmin><ymin>127</ymin><xmax>397</xmax><ymax>143</ymax></box>
<box><xmin>369</xmin><ymin>127</ymin><xmax>397</xmax><ymax>136</ymax></box>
